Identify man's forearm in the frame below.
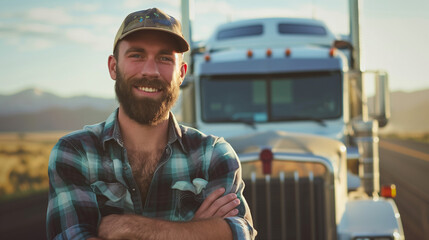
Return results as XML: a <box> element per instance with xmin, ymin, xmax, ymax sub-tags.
<box><xmin>98</xmin><ymin>214</ymin><xmax>233</xmax><ymax>240</ymax></box>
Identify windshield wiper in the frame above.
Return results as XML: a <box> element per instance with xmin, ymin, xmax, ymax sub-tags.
<box><xmin>283</xmin><ymin>116</ymin><xmax>327</xmax><ymax>127</ymax></box>
<box><xmin>234</xmin><ymin>118</ymin><xmax>257</xmax><ymax>129</ymax></box>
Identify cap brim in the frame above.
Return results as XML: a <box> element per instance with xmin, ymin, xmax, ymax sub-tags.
<box><xmin>119</xmin><ymin>27</ymin><xmax>190</xmax><ymax>53</ymax></box>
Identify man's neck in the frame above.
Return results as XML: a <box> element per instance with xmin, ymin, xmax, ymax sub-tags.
<box><xmin>118</xmin><ymin>107</ymin><xmax>169</xmax><ymax>152</ymax></box>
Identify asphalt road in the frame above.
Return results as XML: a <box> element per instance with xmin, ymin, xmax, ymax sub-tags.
<box><xmin>0</xmin><ymin>191</ymin><xmax>48</xmax><ymax>240</ymax></box>
<box><xmin>0</xmin><ymin>138</ymin><xmax>427</xmax><ymax>240</ymax></box>
<box><xmin>379</xmin><ymin>138</ymin><xmax>429</xmax><ymax>240</ymax></box>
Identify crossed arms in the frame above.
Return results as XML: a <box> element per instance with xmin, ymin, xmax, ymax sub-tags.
<box><xmin>92</xmin><ymin>188</ymin><xmax>240</xmax><ymax>240</ymax></box>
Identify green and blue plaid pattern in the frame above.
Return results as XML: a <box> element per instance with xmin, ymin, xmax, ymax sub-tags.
<box><xmin>46</xmin><ymin>109</ymin><xmax>255</xmax><ymax>239</ymax></box>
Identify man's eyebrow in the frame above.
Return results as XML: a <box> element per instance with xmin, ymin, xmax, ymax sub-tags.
<box><xmin>125</xmin><ymin>47</ymin><xmax>146</xmax><ymax>54</ymax></box>
<box><xmin>159</xmin><ymin>49</ymin><xmax>175</xmax><ymax>55</ymax></box>
<box><xmin>124</xmin><ymin>48</ymin><xmax>176</xmax><ymax>55</ymax></box>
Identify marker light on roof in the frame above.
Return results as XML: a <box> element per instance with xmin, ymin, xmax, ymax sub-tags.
<box><xmin>266</xmin><ymin>48</ymin><xmax>272</xmax><ymax>57</ymax></box>
<box><xmin>329</xmin><ymin>48</ymin><xmax>336</xmax><ymax>57</ymax></box>
<box><xmin>247</xmin><ymin>49</ymin><xmax>253</xmax><ymax>58</ymax></box>
<box><xmin>285</xmin><ymin>48</ymin><xmax>291</xmax><ymax>57</ymax></box>
<box><xmin>204</xmin><ymin>54</ymin><xmax>211</xmax><ymax>62</ymax></box>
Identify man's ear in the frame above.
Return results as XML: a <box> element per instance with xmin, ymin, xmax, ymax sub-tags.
<box><xmin>108</xmin><ymin>55</ymin><xmax>117</xmax><ymax>80</ymax></box>
<box><xmin>179</xmin><ymin>62</ymin><xmax>188</xmax><ymax>85</ymax></box>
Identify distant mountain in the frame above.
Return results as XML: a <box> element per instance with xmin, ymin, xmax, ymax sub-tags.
<box><xmin>0</xmin><ymin>107</ymin><xmax>112</xmax><ymax>132</ymax></box>
<box><xmin>0</xmin><ymin>88</ymin><xmax>117</xmax><ymax>116</ymax></box>
<box><xmin>0</xmin><ymin>88</ymin><xmax>117</xmax><ymax>132</ymax></box>
<box><xmin>376</xmin><ymin>88</ymin><xmax>429</xmax><ymax>133</ymax></box>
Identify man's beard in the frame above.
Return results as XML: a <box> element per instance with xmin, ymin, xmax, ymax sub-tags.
<box><xmin>115</xmin><ymin>67</ymin><xmax>180</xmax><ymax>126</ymax></box>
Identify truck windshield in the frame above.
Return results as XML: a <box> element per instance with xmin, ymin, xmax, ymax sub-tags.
<box><xmin>200</xmin><ymin>71</ymin><xmax>342</xmax><ymax>123</ymax></box>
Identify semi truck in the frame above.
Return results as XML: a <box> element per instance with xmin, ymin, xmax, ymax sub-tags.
<box><xmin>178</xmin><ymin>1</ymin><xmax>404</xmax><ymax>239</ymax></box>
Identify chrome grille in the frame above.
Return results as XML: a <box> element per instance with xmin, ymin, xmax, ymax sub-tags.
<box><xmin>243</xmin><ymin>171</ymin><xmax>327</xmax><ymax>240</ymax></box>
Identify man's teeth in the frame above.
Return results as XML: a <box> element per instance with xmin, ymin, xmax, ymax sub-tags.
<box><xmin>137</xmin><ymin>86</ymin><xmax>159</xmax><ymax>93</ymax></box>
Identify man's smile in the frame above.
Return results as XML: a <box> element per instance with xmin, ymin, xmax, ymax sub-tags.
<box><xmin>136</xmin><ymin>86</ymin><xmax>161</xmax><ymax>93</ymax></box>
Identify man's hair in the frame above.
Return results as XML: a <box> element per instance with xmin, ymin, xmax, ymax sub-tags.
<box><xmin>113</xmin><ymin>45</ymin><xmax>119</xmax><ymax>60</ymax></box>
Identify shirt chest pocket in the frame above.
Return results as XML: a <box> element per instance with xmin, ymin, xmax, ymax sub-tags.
<box><xmin>91</xmin><ymin>181</ymin><xmax>134</xmax><ymax>216</ymax></box>
<box><xmin>171</xmin><ymin>178</ymin><xmax>208</xmax><ymax>221</ymax></box>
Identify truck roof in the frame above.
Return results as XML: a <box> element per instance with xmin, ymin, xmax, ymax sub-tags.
<box><xmin>205</xmin><ymin>18</ymin><xmax>337</xmax><ymax>52</ymax></box>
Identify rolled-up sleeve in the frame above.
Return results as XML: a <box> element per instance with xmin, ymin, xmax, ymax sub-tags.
<box><xmin>46</xmin><ymin>138</ymin><xmax>100</xmax><ymax>240</ymax></box>
<box><xmin>207</xmin><ymin>138</ymin><xmax>257</xmax><ymax>240</ymax></box>
<box><xmin>225</xmin><ymin>216</ymin><xmax>255</xmax><ymax>240</ymax></box>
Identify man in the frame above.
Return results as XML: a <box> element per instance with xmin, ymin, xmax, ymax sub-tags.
<box><xmin>46</xmin><ymin>8</ymin><xmax>255</xmax><ymax>240</ymax></box>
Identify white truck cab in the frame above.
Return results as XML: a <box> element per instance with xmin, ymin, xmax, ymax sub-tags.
<box><xmin>180</xmin><ymin>17</ymin><xmax>404</xmax><ymax>240</ymax></box>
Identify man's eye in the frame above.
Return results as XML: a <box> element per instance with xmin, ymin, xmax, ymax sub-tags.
<box><xmin>130</xmin><ymin>54</ymin><xmax>142</xmax><ymax>58</ymax></box>
<box><xmin>160</xmin><ymin>56</ymin><xmax>173</xmax><ymax>62</ymax></box>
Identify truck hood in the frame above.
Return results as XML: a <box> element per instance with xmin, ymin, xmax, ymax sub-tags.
<box><xmin>197</xmin><ymin>118</ymin><xmax>347</xmax><ymax>143</ymax></box>
<box><xmin>226</xmin><ymin>130</ymin><xmax>345</xmax><ymax>159</ymax></box>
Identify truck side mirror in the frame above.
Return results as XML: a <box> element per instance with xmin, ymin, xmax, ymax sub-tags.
<box><xmin>333</xmin><ymin>40</ymin><xmax>353</xmax><ymax>50</ymax></box>
<box><xmin>333</xmin><ymin>40</ymin><xmax>355</xmax><ymax>69</ymax></box>
<box><xmin>372</xmin><ymin>72</ymin><xmax>391</xmax><ymax>128</ymax></box>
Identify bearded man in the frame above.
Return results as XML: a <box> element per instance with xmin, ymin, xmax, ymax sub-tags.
<box><xmin>46</xmin><ymin>8</ymin><xmax>255</xmax><ymax>240</ymax></box>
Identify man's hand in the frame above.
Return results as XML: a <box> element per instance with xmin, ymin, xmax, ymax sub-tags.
<box><xmin>193</xmin><ymin>188</ymin><xmax>240</xmax><ymax>220</ymax></box>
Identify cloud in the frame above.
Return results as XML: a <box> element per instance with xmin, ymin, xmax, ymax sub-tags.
<box><xmin>65</xmin><ymin>28</ymin><xmax>111</xmax><ymax>51</ymax></box>
<box><xmin>194</xmin><ymin>0</ymin><xmax>233</xmax><ymax>15</ymax></box>
<box><xmin>21</xmin><ymin>38</ymin><xmax>55</xmax><ymax>51</ymax></box>
<box><xmin>71</xmin><ymin>3</ymin><xmax>101</xmax><ymax>12</ymax></box>
<box><xmin>0</xmin><ymin>5</ymin><xmax>118</xmax><ymax>52</ymax></box>
<box><xmin>0</xmin><ymin>22</ymin><xmax>56</xmax><ymax>37</ymax></box>
<box><xmin>27</xmin><ymin>7</ymin><xmax>74</xmax><ymax>25</ymax></box>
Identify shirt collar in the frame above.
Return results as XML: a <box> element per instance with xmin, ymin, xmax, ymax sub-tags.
<box><xmin>168</xmin><ymin>112</ymin><xmax>187</xmax><ymax>153</ymax></box>
<box><xmin>101</xmin><ymin>108</ymin><xmax>121</xmax><ymax>149</ymax></box>
<box><xmin>101</xmin><ymin>108</ymin><xmax>187</xmax><ymax>153</ymax></box>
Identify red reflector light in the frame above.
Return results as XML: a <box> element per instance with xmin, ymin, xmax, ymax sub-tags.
<box><xmin>329</xmin><ymin>48</ymin><xmax>336</xmax><ymax>57</ymax></box>
<box><xmin>204</xmin><ymin>54</ymin><xmax>211</xmax><ymax>62</ymax></box>
<box><xmin>285</xmin><ymin>48</ymin><xmax>291</xmax><ymax>57</ymax></box>
<box><xmin>247</xmin><ymin>49</ymin><xmax>253</xmax><ymax>58</ymax></box>
<box><xmin>266</xmin><ymin>48</ymin><xmax>272</xmax><ymax>57</ymax></box>
<box><xmin>260</xmin><ymin>148</ymin><xmax>273</xmax><ymax>175</ymax></box>
<box><xmin>381</xmin><ymin>184</ymin><xmax>396</xmax><ymax>198</ymax></box>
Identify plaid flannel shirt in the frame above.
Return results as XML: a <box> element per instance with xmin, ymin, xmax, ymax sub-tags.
<box><xmin>46</xmin><ymin>109</ymin><xmax>255</xmax><ymax>240</ymax></box>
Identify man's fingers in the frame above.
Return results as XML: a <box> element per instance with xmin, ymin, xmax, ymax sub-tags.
<box><xmin>198</xmin><ymin>187</ymin><xmax>225</xmax><ymax>212</ymax></box>
<box><xmin>201</xmin><ymin>192</ymin><xmax>237</xmax><ymax>218</ymax></box>
<box><xmin>223</xmin><ymin>208</ymin><xmax>239</xmax><ymax>218</ymax></box>
<box><xmin>215</xmin><ymin>198</ymin><xmax>240</xmax><ymax>217</ymax></box>
<box><xmin>193</xmin><ymin>188</ymin><xmax>242</xmax><ymax>220</ymax></box>
<box><xmin>196</xmin><ymin>192</ymin><xmax>239</xmax><ymax>219</ymax></box>
<box><xmin>194</xmin><ymin>188</ymin><xmax>226</xmax><ymax>218</ymax></box>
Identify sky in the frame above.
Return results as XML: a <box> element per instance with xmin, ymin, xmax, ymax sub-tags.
<box><xmin>0</xmin><ymin>0</ymin><xmax>428</xmax><ymax>98</ymax></box>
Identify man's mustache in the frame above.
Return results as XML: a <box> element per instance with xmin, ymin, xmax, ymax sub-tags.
<box><xmin>129</xmin><ymin>77</ymin><xmax>168</xmax><ymax>90</ymax></box>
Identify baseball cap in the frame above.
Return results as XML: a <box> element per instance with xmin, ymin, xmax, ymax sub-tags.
<box><xmin>113</xmin><ymin>8</ymin><xmax>190</xmax><ymax>53</ymax></box>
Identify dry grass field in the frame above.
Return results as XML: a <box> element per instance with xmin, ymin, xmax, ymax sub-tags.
<box><xmin>0</xmin><ymin>131</ymin><xmax>68</xmax><ymax>200</ymax></box>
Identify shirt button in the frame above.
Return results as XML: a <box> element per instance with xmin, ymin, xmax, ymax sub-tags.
<box><xmin>132</xmin><ymin>188</ymin><xmax>136</xmax><ymax>192</ymax></box>
<box><xmin>123</xmin><ymin>166</ymin><xmax>128</xmax><ymax>170</ymax></box>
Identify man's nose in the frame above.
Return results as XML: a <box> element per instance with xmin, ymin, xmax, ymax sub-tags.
<box><xmin>141</xmin><ymin>58</ymin><xmax>160</xmax><ymax>77</ymax></box>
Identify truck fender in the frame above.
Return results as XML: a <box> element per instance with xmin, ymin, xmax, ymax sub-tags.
<box><xmin>337</xmin><ymin>198</ymin><xmax>405</xmax><ymax>240</ymax></box>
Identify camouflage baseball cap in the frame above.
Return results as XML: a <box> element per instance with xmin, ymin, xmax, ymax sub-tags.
<box><xmin>113</xmin><ymin>8</ymin><xmax>190</xmax><ymax>53</ymax></box>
